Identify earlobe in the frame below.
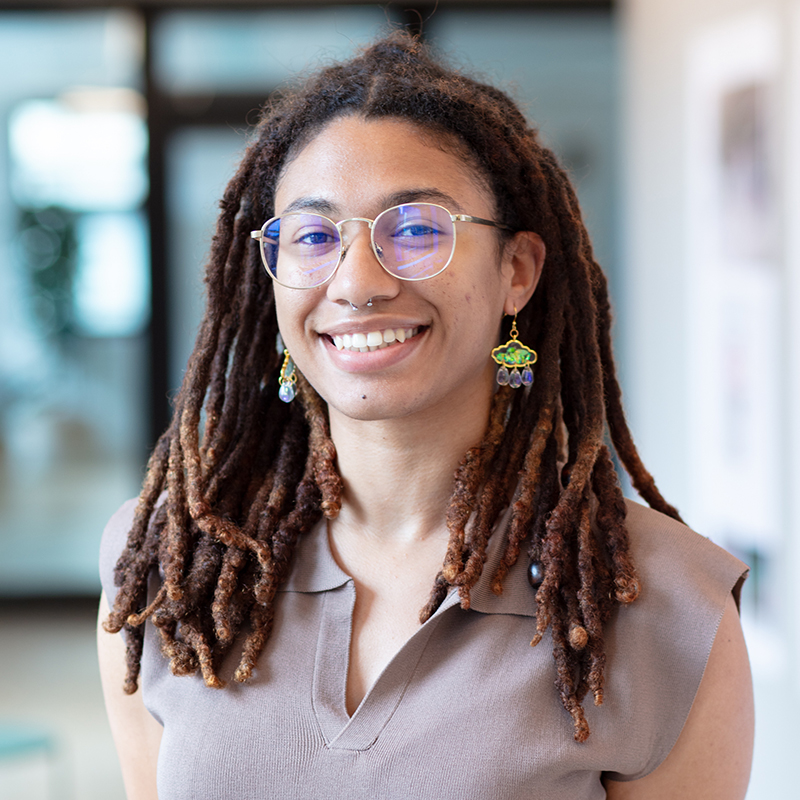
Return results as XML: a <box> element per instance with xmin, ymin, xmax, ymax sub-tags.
<box><xmin>503</xmin><ymin>231</ymin><xmax>545</xmax><ymax>316</ymax></box>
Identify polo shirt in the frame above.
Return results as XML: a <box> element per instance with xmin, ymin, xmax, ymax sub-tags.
<box><xmin>99</xmin><ymin>497</ymin><xmax>746</xmax><ymax>799</ymax></box>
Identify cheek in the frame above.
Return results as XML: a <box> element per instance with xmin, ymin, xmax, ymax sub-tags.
<box><xmin>273</xmin><ymin>291</ymin><xmax>310</xmax><ymax>345</ymax></box>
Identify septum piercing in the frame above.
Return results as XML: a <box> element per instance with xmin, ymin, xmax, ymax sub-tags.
<box><xmin>349</xmin><ymin>298</ymin><xmax>374</xmax><ymax>311</ymax></box>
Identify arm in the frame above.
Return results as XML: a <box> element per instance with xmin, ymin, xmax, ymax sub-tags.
<box><xmin>604</xmin><ymin>593</ymin><xmax>754</xmax><ymax>799</ymax></box>
<box><xmin>98</xmin><ymin>591</ymin><xmax>163</xmax><ymax>800</ymax></box>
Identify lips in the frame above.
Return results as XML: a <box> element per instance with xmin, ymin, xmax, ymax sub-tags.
<box><xmin>331</xmin><ymin>326</ymin><xmax>420</xmax><ymax>352</ymax></box>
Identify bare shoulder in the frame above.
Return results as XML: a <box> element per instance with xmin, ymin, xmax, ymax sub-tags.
<box><xmin>604</xmin><ymin>593</ymin><xmax>754</xmax><ymax>799</ymax></box>
<box><xmin>98</xmin><ymin>591</ymin><xmax>162</xmax><ymax>800</ymax></box>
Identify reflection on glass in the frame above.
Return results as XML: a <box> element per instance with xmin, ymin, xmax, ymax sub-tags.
<box><xmin>10</xmin><ymin>94</ymin><xmax>147</xmax><ymax>211</ymax></box>
<box><xmin>154</xmin><ymin>6</ymin><xmax>388</xmax><ymax>93</ymax></box>
<box><xmin>74</xmin><ymin>213</ymin><xmax>150</xmax><ymax>337</ymax></box>
<box><xmin>0</xmin><ymin>11</ymin><xmax>148</xmax><ymax>596</ymax></box>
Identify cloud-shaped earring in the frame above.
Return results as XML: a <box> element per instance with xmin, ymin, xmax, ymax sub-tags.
<box><xmin>491</xmin><ymin>312</ymin><xmax>537</xmax><ymax>388</ymax></box>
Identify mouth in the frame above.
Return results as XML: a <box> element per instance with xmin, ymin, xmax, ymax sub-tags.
<box><xmin>328</xmin><ymin>326</ymin><xmax>423</xmax><ymax>352</ymax></box>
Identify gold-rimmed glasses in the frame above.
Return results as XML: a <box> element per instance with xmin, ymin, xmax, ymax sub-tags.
<box><xmin>250</xmin><ymin>202</ymin><xmax>512</xmax><ymax>289</ymax></box>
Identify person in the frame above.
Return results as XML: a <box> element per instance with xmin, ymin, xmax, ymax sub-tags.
<box><xmin>97</xmin><ymin>32</ymin><xmax>753</xmax><ymax>800</ymax></box>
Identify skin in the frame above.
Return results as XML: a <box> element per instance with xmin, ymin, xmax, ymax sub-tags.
<box><xmin>98</xmin><ymin>115</ymin><xmax>753</xmax><ymax>798</ymax></box>
<box><xmin>273</xmin><ymin>117</ymin><xmax>542</xmax><ymax>711</ymax></box>
<box><xmin>98</xmin><ymin>591</ymin><xmax>162</xmax><ymax>800</ymax></box>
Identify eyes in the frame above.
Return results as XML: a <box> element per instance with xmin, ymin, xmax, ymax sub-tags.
<box><xmin>255</xmin><ymin>202</ymin><xmax>468</xmax><ymax>286</ymax></box>
<box><xmin>294</xmin><ymin>228</ymin><xmax>337</xmax><ymax>248</ymax></box>
<box><xmin>393</xmin><ymin>222</ymin><xmax>441</xmax><ymax>239</ymax></box>
<box><xmin>291</xmin><ymin>219</ymin><xmax>444</xmax><ymax>247</ymax></box>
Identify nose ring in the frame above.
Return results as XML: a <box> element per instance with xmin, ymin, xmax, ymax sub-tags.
<box><xmin>349</xmin><ymin>298</ymin><xmax>374</xmax><ymax>311</ymax></box>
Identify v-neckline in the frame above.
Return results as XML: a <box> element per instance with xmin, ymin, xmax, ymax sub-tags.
<box><xmin>311</xmin><ymin>580</ymin><xmax>462</xmax><ymax>750</ymax></box>
<box><xmin>296</xmin><ymin>504</ymin><xmax>516</xmax><ymax>750</ymax></box>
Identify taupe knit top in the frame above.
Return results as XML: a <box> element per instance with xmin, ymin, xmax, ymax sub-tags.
<box><xmin>100</xmin><ymin>499</ymin><xmax>746</xmax><ymax>800</ymax></box>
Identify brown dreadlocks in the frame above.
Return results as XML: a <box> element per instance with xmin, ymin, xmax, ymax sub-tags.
<box><xmin>104</xmin><ymin>32</ymin><xmax>681</xmax><ymax>742</ymax></box>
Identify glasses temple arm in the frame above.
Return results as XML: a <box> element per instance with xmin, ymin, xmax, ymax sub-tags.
<box><xmin>453</xmin><ymin>214</ymin><xmax>514</xmax><ymax>232</ymax></box>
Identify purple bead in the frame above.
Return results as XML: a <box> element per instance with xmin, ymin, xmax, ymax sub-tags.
<box><xmin>522</xmin><ymin>367</ymin><xmax>534</xmax><ymax>386</ymax></box>
<box><xmin>509</xmin><ymin>369</ymin><xmax>522</xmax><ymax>388</ymax></box>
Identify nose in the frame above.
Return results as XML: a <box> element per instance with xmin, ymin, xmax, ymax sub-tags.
<box><xmin>325</xmin><ymin>220</ymin><xmax>399</xmax><ymax>308</ymax></box>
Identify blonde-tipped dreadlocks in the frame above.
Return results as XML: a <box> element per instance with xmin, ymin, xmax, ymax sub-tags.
<box><xmin>105</xmin><ymin>32</ymin><xmax>680</xmax><ymax>742</ymax></box>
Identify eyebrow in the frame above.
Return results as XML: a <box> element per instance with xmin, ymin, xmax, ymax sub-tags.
<box><xmin>281</xmin><ymin>196</ymin><xmax>337</xmax><ymax>215</ymax></box>
<box><xmin>382</xmin><ymin>188</ymin><xmax>464</xmax><ymax>212</ymax></box>
<box><xmin>278</xmin><ymin>188</ymin><xmax>466</xmax><ymax>218</ymax></box>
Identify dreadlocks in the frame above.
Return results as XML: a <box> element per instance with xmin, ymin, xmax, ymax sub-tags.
<box><xmin>104</xmin><ymin>32</ymin><xmax>681</xmax><ymax>741</ymax></box>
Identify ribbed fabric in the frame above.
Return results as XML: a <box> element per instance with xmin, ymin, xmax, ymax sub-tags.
<box><xmin>99</xmin><ymin>498</ymin><xmax>747</xmax><ymax>799</ymax></box>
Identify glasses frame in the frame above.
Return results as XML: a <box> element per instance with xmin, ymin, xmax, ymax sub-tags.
<box><xmin>250</xmin><ymin>202</ymin><xmax>513</xmax><ymax>289</ymax></box>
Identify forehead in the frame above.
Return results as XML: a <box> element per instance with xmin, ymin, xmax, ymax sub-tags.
<box><xmin>273</xmin><ymin>116</ymin><xmax>495</xmax><ymax>216</ymax></box>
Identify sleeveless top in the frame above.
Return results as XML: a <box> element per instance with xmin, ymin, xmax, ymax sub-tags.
<box><xmin>99</xmin><ymin>498</ymin><xmax>747</xmax><ymax>800</ymax></box>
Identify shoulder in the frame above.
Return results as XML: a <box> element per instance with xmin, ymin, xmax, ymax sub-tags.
<box><xmin>605</xmin><ymin>590</ymin><xmax>753</xmax><ymax>799</ymax></box>
<box><xmin>598</xmin><ymin>499</ymin><xmax>748</xmax><ymax>782</ymax></box>
<box><xmin>622</xmin><ymin>499</ymin><xmax>747</xmax><ymax>608</ymax></box>
<box><xmin>98</xmin><ymin>497</ymin><xmax>140</xmax><ymax>602</ymax></box>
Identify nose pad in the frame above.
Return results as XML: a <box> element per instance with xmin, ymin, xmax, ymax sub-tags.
<box><xmin>327</xmin><ymin>225</ymin><xmax>398</xmax><ymax>307</ymax></box>
<box><xmin>339</xmin><ymin>230</ymin><xmax>380</xmax><ymax>270</ymax></box>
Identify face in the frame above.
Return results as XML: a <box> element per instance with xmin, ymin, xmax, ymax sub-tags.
<box><xmin>271</xmin><ymin>115</ymin><xmax>534</xmax><ymax>425</ymax></box>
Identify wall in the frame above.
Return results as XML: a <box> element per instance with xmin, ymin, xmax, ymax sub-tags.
<box><xmin>622</xmin><ymin>0</ymin><xmax>800</xmax><ymax>794</ymax></box>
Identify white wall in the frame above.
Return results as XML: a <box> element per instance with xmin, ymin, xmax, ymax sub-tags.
<box><xmin>622</xmin><ymin>0</ymin><xmax>798</xmax><ymax>611</ymax></box>
<box><xmin>622</xmin><ymin>0</ymin><xmax>800</xmax><ymax>794</ymax></box>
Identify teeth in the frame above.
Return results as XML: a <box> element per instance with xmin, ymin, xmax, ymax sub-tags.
<box><xmin>331</xmin><ymin>327</ymin><xmax>418</xmax><ymax>352</ymax></box>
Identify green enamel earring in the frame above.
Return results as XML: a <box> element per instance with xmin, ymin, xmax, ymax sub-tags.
<box><xmin>491</xmin><ymin>313</ymin><xmax>537</xmax><ymax>388</ymax></box>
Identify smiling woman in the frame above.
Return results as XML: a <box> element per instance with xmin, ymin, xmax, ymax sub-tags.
<box><xmin>270</xmin><ymin>115</ymin><xmax>537</xmax><ymax>424</ymax></box>
<box><xmin>97</xmin><ymin>32</ymin><xmax>753</xmax><ymax>800</ymax></box>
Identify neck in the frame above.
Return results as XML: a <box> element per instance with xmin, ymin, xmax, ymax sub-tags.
<box><xmin>328</xmin><ymin>385</ymin><xmax>495</xmax><ymax>545</ymax></box>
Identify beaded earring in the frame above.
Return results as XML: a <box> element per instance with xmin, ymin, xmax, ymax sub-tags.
<box><xmin>491</xmin><ymin>312</ymin><xmax>537</xmax><ymax>388</ymax></box>
<box><xmin>278</xmin><ymin>350</ymin><xmax>297</xmax><ymax>403</ymax></box>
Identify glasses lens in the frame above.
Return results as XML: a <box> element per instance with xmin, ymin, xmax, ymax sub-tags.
<box><xmin>373</xmin><ymin>204</ymin><xmax>454</xmax><ymax>280</ymax></box>
<box><xmin>261</xmin><ymin>213</ymin><xmax>341</xmax><ymax>288</ymax></box>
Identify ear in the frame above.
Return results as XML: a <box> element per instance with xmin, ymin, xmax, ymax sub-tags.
<box><xmin>501</xmin><ymin>231</ymin><xmax>545</xmax><ymax>315</ymax></box>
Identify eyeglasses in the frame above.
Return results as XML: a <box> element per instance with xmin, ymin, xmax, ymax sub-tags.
<box><xmin>250</xmin><ymin>202</ymin><xmax>512</xmax><ymax>289</ymax></box>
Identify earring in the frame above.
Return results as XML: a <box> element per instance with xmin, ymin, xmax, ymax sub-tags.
<box><xmin>491</xmin><ymin>312</ymin><xmax>537</xmax><ymax>388</ymax></box>
<box><xmin>278</xmin><ymin>349</ymin><xmax>297</xmax><ymax>403</ymax></box>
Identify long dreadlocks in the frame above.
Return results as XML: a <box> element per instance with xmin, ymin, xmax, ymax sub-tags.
<box><xmin>104</xmin><ymin>32</ymin><xmax>681</xmax><ymax>742</ymax></box>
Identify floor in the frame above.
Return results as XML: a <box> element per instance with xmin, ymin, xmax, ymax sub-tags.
<box><xmin>0</xmin><ymin>600</ymin><xmax>125</xmax><ymax>800</ymax></box>
<box><xmin>0</xmin><ymin>601</ymin><xmax>795</xmax><ymax>799</ymax></box>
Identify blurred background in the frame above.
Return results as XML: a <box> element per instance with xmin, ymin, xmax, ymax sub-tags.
<box><xmin>0</xmin><ymin>0</ymin><xmax>795</xmax><ymax>797</ymax></box>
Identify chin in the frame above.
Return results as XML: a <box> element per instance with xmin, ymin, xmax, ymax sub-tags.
<box><xmin>318</xmin><ymin>383</ymin><xmax>423</xmax><ymax>423</ymax></box>
<box><xmin>329</xmin><ymin>397</ymin><xmax>413</xmax><ymax>423</ymax></box>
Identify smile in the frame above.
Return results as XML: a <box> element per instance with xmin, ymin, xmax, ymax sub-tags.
<box><xmin>331</xmin><ymin>327</ymin><xmax>420</xmax><ymax>352</ymax></box>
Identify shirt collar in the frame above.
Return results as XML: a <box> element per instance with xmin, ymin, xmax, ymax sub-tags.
<box><xmin>279</xmin><ymin>505</ymin><xmax>539</xmax><ymax>619</ymax></box>
<box><xmin>458</xmin><ymin>504</ymin><xmax>539</xmax><ymax>618</ymax></box>
<box><xmin>278</xmin><ymin>517</ymin><xmax>350</xmax><ymax>594</ymax></box>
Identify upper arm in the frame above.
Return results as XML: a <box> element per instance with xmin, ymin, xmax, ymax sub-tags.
<box><xmin>98</xmin><ymin>591</ymin><xmax>163</xmax><ymax>800</ymax></box>
<box><xmin>604</xmin><ymin>593</ymin><xmax>754</xmax><ymax>799</ymax></box>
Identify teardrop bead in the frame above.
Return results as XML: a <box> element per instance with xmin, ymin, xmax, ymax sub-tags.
<box><xmin>509</xmin><ymin>369</ymin><xmax>522</xmax><ymax>388</ymax></box>
<box><xmin>496</xmin><ymin>366</ymin><xmax>510</xmax><ymax>386</ymax></box>
<box><xmin>278</xmin><ymin>382</ymin><xmax>296</xmax><ymax>403</ymax></box>
<box><xmin>522</xmin><ymin>367</ymin><xmax>534</xmax><ymax>386</ymax></box>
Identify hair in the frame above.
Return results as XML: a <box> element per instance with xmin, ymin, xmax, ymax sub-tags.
<box><xmin>104</xmin><ymin>32</ymin><xmax>681</xmax><ymax>742</ymax></box>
